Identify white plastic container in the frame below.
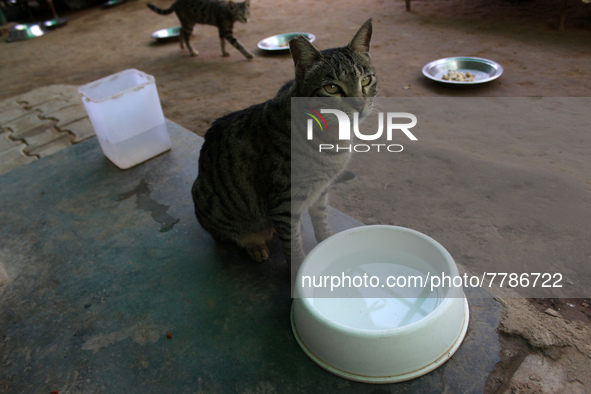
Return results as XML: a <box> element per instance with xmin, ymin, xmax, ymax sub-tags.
<box><xmin>292</xmin><ymin>225</ymin><xmax>469</xmax><ymax>383</ymax></box>
<box><xmin>78</xmin><ymin>69</ymin><xmax>171</xmax><ymax>169</ymax></box>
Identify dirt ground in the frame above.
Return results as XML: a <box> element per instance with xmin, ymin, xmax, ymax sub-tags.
<box><xmin>2</xmin><ymin>0</ymin><xmax>591</xmax><ymax>392</ymax></box>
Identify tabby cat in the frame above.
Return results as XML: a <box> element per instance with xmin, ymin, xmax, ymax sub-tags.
<box><xmin>147</xmin><ymin>0</ymin><xmax>253</xmax><ymax>59</ymax></box>
<box><xmin>192</xmin><ymin>19</ymin><xmax>377</xmax><ymax>266</ymax></box>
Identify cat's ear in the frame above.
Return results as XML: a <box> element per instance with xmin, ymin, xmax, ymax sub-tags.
<box><xmin>228</xmin><ymin>0</ymin><xmax>235</xmax><ymax>8</ymax></box>
<box><xmin>348</xmin><ymin>19</ymin><xmax>372</xmax><ymax>55</ymax></box>
<box><xmin>290</xmin><ymin>36</ymin><xmax>323</xmax><ymax>79</ymax></box>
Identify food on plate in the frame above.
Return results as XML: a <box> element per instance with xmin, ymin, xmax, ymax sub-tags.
<box><xmin>442</xmin><ymin>70</ymin><xmax>475</xmax><ymax>82</ymax></box>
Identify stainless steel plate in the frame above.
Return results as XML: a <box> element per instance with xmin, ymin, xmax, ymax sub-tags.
<box><xmin>43</xmin><ymin>17</ymin><xmax>68</xmax><ymax>29</ymax></box>
<box><xmin>151</xmin><ymin>27</ymin><xmax>181</xmax><ymax>42</ymax></box>
<box><xmin>422</xmin><ymin>57</ymin><xmax>503</xmax><ymax>85</ymax></box>
<box><xmin>6</xmin><ymin>23</ymin><xmax>48</xmax><ymax>42</ymax></box>
<box><xmin>102</xmin><ymin>0</ymin><xmax>126</xmax><ymax>8</ymax></box>
<box><xmin>257</xmin><ymin>32</ymin><xmax>315</xmax><ymax>51</ymax></box>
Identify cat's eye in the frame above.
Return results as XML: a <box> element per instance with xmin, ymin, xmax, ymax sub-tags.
<box><xmin>361</xmin><ymin>76</ymin><xmax>373</xmax><ymax>87</ymax></box>
<box><xmin>324</xmin><ymin>84</ymin><xmax>340</xmax><ymax>95</ymax></box>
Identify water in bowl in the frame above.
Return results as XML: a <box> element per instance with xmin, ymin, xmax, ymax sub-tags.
<box><xmin>309</xmin><ymin>251</ymin><xmax>443</xmax><ymax>331</ymax></box>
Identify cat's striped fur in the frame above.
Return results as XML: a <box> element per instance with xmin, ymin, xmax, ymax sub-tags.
<box><xmin>192</xmin><ymin>20</ymin><xmax>377</xmax><ymax>266</ymax></box>
<box><xmin>147</xmin><ymin>0</ymin><xmax>253</xmax><ymax>59</ymax></box>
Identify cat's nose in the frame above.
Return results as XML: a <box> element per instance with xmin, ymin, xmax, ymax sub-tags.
<box><xmin>353</xmin><ymin>100</ymin><xmax>366</xmax><ymax>113</ymax></box>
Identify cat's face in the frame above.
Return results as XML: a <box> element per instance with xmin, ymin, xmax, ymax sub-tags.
<box><xmin>290</xmin><ymin>19</ymin><xmax>377</xmax><ymax>117</ymax></box>
<box><xmin>228</xmin><ymin>0</ymin><xmax>250</xmax><ymax>23</ymax></box>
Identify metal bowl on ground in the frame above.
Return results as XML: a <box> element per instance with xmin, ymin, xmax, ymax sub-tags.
<box><xmin>291</xmin><ymin>225</ymin><xmax>469</xmax><ymax>383</ymax></box>
<box><xmin>257</xmin><ymin>32</ymin><xmax>315</xmax><ymax>51</ymax></box>
<box><xmin>43</xmin><ymin>17</ymin><xmax>69</xmax><ymax>29</ymax></box>
<box><xmin>151</xmin><ymin>27</ymin><xmax>181</xmax><ymax>42</ymax></box>
<box><xmin>102</xmin><ymin>0</ymin><xmax>126</xmax><ymax>8</ymax></box>
<box><xmin>6</xmin><ymin>23</ymin><xmax>48</xmax><ymax>42</ymax></box>
<box><xmin>422</xmin><ymin>56</ymin><xmax>503</xmax><ymax>85</ymax></box>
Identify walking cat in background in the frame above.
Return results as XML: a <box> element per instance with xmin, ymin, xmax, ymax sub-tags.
<box><xmin>192</xmin><ymin>20</ymin><xmax>377</xmax><ymax>266</ymax></box>
<box><xmin>147</xmin><ymin>0</ymin><xmax>253</xmax><ymax>59</ymax></box>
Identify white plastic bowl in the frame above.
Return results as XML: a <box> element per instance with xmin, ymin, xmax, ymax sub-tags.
<box><xmin>291</xmin><ymin>225</ymin><xmax>469</xmax><ymax>383</ymax></box>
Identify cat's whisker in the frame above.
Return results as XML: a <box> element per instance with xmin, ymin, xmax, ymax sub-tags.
<box><xmin>370</xmin><ymin>93</ymin><xmax>384</xmax><ymax>115</ymax></box>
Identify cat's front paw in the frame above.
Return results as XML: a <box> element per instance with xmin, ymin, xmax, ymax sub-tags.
<box><xmin>315</xmin><ymin>229</ymin><xmax>333</xmax><ymax>243</ymax></box>
<box><xmin>222</xmin><ymin>51</ymin><xmax>231</xmax><ymax>57</ymax></box>
<box><xmin>245</xmin><ymin>53</ymin><xmax>254</xmax><ymax>60</ymax></box>
<box><xmin>245</xmin><ymin>243</ymin><xmax>269</xmax><ymax>263</ymax></box>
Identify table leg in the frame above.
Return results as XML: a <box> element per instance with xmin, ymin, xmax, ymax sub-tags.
<box><xmin>559</xmin><ymin>0</ymin><xmax>568</xmax><ymax>30</ymax></box>
<box><xmin>47</xmin><ymin>0</ymin><xmax>58</xmax><ymax>19</ymax></box>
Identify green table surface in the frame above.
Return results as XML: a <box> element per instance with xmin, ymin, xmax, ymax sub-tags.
<box><xmin>0</xmin><ymin>119</ymin><xmax>501</xmax><ymax>393</ymax></box>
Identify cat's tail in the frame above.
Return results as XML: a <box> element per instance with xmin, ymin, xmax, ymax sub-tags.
<box><xmin>147</xmin><ymin>3</ymin><xmax>174</xmax><ymax>15</ymax></box>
